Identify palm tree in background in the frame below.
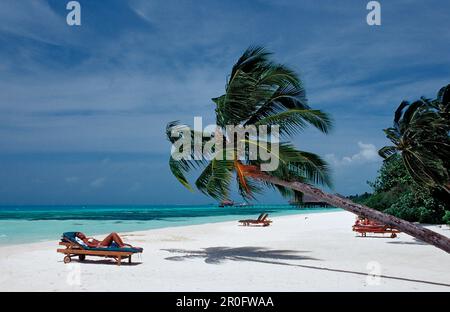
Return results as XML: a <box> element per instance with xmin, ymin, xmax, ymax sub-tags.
<box><xmin>166</xmin><ymin>46</ymin><xmax>450</xmax><ymax>253</ymax></box>
<box><xmin>379</xmin><ymin>84</ymin><xmax>450</xmax><ymax>194</ymax></box>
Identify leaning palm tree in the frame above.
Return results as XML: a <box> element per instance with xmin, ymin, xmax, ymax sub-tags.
<box><xmin>166</xmin><ymin>47</ymin><xmax>450</xmax><ymax>253</ymax></box>
<box><xmin>379</xmin><ymin>85</ymin><xmax>450</xmax><ymax>194</ymax></box>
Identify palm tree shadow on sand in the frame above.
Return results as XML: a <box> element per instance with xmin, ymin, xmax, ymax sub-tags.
<box><xmin>162</xmin><ymin>246</ymin><xmax>450</xmax><ymax>288</ymax></box>
<box><xmin>162</xmin><ymin>246</ymin><xmax>318</xmax><ymax>264</ymax></box>
<box><xmin>386</xmin><ymin>238</ymin><xmax>428</xmax><ymax>245</ymax></box>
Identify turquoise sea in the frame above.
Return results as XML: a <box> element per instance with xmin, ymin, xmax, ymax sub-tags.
<box><xmin>0</xmin><ymin>205</ymin><xmax>340</xmax><ymax>246</ymax></box>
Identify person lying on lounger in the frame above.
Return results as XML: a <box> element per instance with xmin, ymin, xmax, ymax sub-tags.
<box><xmin>75</xmin><ymin>232</ymin><xmax>141</xmax><ymax>250</ymax></box>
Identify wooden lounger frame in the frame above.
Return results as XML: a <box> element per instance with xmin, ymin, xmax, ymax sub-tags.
<box><xmin>57</xmin><ymin>242</ymin><xmax>136</xmax><ymax>266</ymax></box>
<box><xmin>239</xmin><ymin>219</ymin><xmax>272</xmax><ymax>227</ymax></box>
<box><xmin>352</xmin><ymin>225</ymin><xmax>400</xmax><ymax>238</ymax></box>
<box><xmin>238</xmin><ymin>213</ymin><xmax>272</xmax><ymax>227</ymax></box>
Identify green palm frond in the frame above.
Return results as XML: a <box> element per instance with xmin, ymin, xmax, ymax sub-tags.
<box><xmin>277</xmin><ymin>144</ymin><xmax>332</xmax><ymax>188</ymax></box>
<box><xmin>195</xmin><ymin>159</ymin><xmax>234</xmax><ymax>200</ymax></box>
<box><xmin>400</xmin><ymin>100</ymin><xmax>426</xmax><ymax>131</ymax></box>
<box><xmin>394</xmin><ymin>101</ymin><xmax>409</xmax><ymax>131</ymax></box>
<box><xmin>244</xmin><ymin>139</ymin><xmax>332</xmax><ymax>189</ymax></box>
<box><xmin>380</xmin><ymin>84</ymin><xmax>450</xmax><ymax>193</ymax></box>
<box><xmin>437</xmin><ymin>84</ymin><xmax>450</xmax><ymax>108</ymax></box>
<box><xmin>166</xmin><ymin>120</ymin><xmax>213</xmax><ymax>190</ymax></box>
<box><xmin>245</xmin><ymin>84</ymin><xmax>310</xmax><ymax>126</ymax></box>
<box><xmin>235</xmin><ymin>173</ymin><xmax>263</xmax><ymax>200</ymax></box>
<box><xmin>257</xmin><ymin>64</ymin><xmax>301</xmax><ymax>88</ymax></box>
<box><xmin>229</xmin><ymin>46</ymin><xmax>272</xmax><ymax>84</ymax></box>
<box><xmin>254</xmin><ymin>109</ymin><xmax>332</xmax><ymax>136</ymax></box>
<box><xmin>169</xmin><ymin>157</ymin><xmax>193</xmax><ymax>191</ymax></box>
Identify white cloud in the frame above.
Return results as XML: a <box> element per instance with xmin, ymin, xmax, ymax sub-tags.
<box><xmin>89</xmin><ymin>177</ymin><xmax>106</xmax><ymax>188</ymax></box>
<box><xmin>326</xmin><ymin>142</ymin><xmax>381</xmax><ymax>167</ymax></box>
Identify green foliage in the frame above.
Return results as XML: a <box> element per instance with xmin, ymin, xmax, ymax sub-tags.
<box><xmin>379</xmin><ymin>84</ymin><xmax>450</xmax><ymax>192</ymax></box>
<box><xmin>357</xmin><ymin>155</ymin><xmax>449</xmax><ymax>224</ymax></box>
<box><xmin>384</xmin><ymin>190</ymin><xmax>446</xmax><ymax>224</ymax></box>
<box><xmin>371</xmin><ymin>84</ymin><xmax>450</xmax><ymax>224</ymax></box>
<box><xmin>368</xmin><ymin>155</ymin><xmax>412</xmax><ymax>193</ymax></box>
<box><xmin>363</xmin><ymin>192</ymin><xmax>399</xmax><ymax>211</ymax></box>
<box><xmin>443</xmin><ymin>211</ymin><xmax>450</xmax><ymax>225</ymax></box>
<box><xmin>347</xmin><ymin>192</ymin><xmax>371</xmax><ymax>203</ymax></box>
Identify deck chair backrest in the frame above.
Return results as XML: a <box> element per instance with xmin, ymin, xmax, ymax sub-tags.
<box><xmin>63</xmin><ymin>232</ymin><xmax>88</xmax><ymax>249</ymax></box>
<box><xmin>256</xmin><ymin>213</ymin><xmax>265</xmax><ymax>221</ymax></box>
<box><xmin>260</xmin><ymin>213</ymin><xmax>269</xmax><ymax>221</ymax></box>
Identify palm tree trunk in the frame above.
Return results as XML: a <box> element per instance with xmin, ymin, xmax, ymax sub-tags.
<box><xmin>248</xmin><ymin>171</ymin><xmax>450</xmax><ymax>253</ymax></box>
<box><xmin>444</xmin><ymin>184</ymin><xmax>450</xmax><ymax>195</ymax></box>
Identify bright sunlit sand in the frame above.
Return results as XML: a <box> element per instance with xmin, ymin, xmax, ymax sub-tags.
<box><xmin>0</xmin><ymin>211</ymin><xmax>449</xmax><ymax>292</ymax></box>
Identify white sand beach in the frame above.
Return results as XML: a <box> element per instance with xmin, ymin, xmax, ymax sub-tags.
<box><xmin>0</xmin><ymin>210</ymin><xmax>449</xmax><ymax>292</ymax></box>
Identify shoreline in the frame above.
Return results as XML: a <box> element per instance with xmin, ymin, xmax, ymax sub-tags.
<box><xmin>0</xmin><ymin>206</ymin><xmax>341</xmax><ymax>247</ymax></box>
<box><xmin>0</xmin><ymin>211</ymin><xmax>449</xmax><ymax>291</ymax></box>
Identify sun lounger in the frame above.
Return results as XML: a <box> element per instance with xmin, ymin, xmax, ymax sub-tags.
<box><xmin>56</xmin><ymin>232</ymin><xmax>143</xmax><ymax>265</ymax></box>
<box><xmin>238</xmin><ymin>213</ymin><xmax>272</xmax><ymax>227</ymax></box>
<box><xmin>352</xmin><ymin>218</ymin><xmax>400</xmax><ymax>238</ymax></box>
<box><xmin>238</xmin><ymin>213</ymin><xmax>265</xmax><ymax>226</ymax></box>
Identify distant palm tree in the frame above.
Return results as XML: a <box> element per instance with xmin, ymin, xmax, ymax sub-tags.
<box><xmin>166</xmin><ymin>47</ymin><xmax>450</xmax><ymax>253</ymax></box>
<box><xmin>379</xmin><ymin>84</ymin><xmax>450</xmax><ymax>194</ymax></box>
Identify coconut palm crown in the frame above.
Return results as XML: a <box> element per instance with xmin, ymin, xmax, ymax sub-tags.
<box><xmin>166</xmin><ymin>46</ymin><xmax>333</xmax><ymax>202</ymax></box>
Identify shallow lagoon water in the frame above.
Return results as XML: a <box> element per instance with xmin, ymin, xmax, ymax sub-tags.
<box><xmin>0</xmin><ymin>205</ymin><xmax>340</xmax><ymax>245</ymax></box>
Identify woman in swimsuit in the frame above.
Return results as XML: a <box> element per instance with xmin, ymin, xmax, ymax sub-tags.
<box><xmin>75</xmin><ymin>232</ymin><xmax>137</xmax><ymax>249</ymax></box>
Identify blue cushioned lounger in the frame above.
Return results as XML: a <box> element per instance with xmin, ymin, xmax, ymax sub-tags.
<box><xmin>57</xmin><ymin>231</ymin><xmax>143</xmax><ymax>265</ymax></box>
<box><xmin>62</xmin><ymin>232</ymin><xmax>143</xmax><ymax>253</ymax></box>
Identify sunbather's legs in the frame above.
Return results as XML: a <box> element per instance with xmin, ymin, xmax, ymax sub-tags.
<box><xmin>99</xmin><ymin>232</ymin><xmax>126</xmax><ymax>247</ymax></box>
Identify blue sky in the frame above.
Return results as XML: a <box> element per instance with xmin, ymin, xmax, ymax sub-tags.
<box><xmin>0</xmin><ymin>0</ymin><xmax>449</xmax><ymax>205</ymax></box>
